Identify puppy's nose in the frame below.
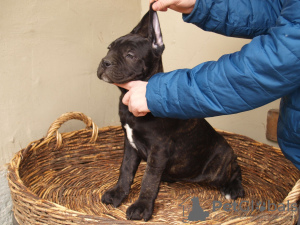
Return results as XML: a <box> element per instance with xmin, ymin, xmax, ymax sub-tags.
<box><xmin>102</xmin><ymin>59</ymin><xmax>112</xmax><ymax>68</ymax></box>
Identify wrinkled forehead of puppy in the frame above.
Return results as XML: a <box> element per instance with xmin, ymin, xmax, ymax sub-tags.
<box><xmin>108</xmin><ymin>35</ymin><xmax>151</xmax><ymax>55</ymax></box>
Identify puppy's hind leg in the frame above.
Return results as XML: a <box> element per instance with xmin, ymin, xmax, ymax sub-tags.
<box><xmin>221</xmin><ymin>163</ymin><xmax>244</xmax><ymax>200</ymax></box>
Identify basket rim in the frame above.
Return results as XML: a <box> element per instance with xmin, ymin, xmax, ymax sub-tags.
<box><xmin>7</xmin><ymin>112</ymin><xmax>300</xmax><ymax>224</ymax></box>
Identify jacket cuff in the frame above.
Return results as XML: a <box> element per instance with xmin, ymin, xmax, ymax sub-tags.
<box><xmin>146</xmin><ymin>74</ymin><xmax>166</xmax><ymax>118</ymax></box>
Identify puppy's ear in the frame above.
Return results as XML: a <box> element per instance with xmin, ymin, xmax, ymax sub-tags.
<box><xmin>148</xmin><ymin>4</ymin><xmax>165</xmax><ymax>55</ymax></box>
<box><xmin>131</xmin><ymin>3</ymin><xmax>165</xmax><ymax>55</ymax></box>
<box><xmin>130</xmin><ymin>11</ymin><xmax>150</xmax><ymax>38</ymax></box>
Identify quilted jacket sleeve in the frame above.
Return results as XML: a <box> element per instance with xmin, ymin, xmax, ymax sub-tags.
<box><xmin>182</xmin><ymin>0</ymin><xmax>282</xmax><ymax>38</ymax></box>
<box><xmin>146</xmin><ymin>0</ymin><xmax>300</xmax><ymax>119</ymax></box>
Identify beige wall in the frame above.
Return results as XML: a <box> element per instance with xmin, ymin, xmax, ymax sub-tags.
<box><xmin>0</xmin><ymin>1</ymin><xmax>279</xmax><ymax>165</ymax></box>
<box><xmin>0</xmin><ymin>0</ymin><xmax>140</xmax><ymax>165</ymax></box>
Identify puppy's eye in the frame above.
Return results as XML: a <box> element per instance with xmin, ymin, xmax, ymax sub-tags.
<box><xmin>126</xmin><ymin>53</ymin><xmax>135</xmax><ymax>59</ymax></box>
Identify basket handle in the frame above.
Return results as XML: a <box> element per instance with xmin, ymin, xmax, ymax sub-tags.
<box><xmin>46</xmin><ymin>112</ymin><xmax>99</xmax><ymax>149</ymax></box>
<box><xmin>283</xmin><ymin>179</ymin><xmax>300</xmax><ymax>205</ymax></box>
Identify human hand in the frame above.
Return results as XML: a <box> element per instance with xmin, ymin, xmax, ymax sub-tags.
<box><xmin>150</xmin><ymin>0</ymin><xmax>196</xmax><ymax>14</ymax></box>
<box><xmin>115</xmin><ymin>81</ymin><xmax>150</xmax><ymax>117</ymax></box>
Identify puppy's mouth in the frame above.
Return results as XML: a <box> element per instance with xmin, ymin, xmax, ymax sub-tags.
<box><xmin>97</xmin><ymin>67</ymin><xmax>136</xmax><ymax>84</ymax></box>
<box><xmin>98</xmin><ymin>73</ymin><xmax>113</xmax><ymax>83</ymax></box>
<box><xmin>97</xmin><ymin>60</ymin><xmax>143</xmax><ymax>84</ymax></box>
<box><xmin>97</xmin><ymin>65</ymin><xmax>113</xmax><ymax>83</ymax></box>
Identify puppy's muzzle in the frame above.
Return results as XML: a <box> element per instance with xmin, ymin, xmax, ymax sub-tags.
<box><xmin>97</xmin><ymin>58</ymin><xmax>114</xmax><ymax>83</ymax></box>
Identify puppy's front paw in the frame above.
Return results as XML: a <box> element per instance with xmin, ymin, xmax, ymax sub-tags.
<box><xmin>126</xmin><ymin>199</ymin><xmax>154</xmax><ymax>221</ymax></box>
<box><xmin>101</xmin><ymin>186</ymin><xmax>127</xmax><ymax>207</ymax></box>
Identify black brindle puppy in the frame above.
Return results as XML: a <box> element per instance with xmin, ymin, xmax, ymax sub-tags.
<box><xmin>97</xmin><ymin>6</ymin><xmax>244</xmax><ymax>221</ymax></box>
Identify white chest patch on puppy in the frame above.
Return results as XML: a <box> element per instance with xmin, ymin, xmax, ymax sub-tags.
<box><xmin>124</xmin><ymin>124</ymin><xmax>137</xmax><ymax>150</ymax></box>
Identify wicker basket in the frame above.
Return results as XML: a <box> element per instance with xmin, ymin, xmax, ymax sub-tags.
<box><xmin>7</xmin><ymin>112</ymin><xmax>300</xmax><ymax>224</ymax></box>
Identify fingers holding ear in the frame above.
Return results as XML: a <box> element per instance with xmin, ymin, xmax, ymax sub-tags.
<box><xmin>150</xmin><ymin>0</ymin><xmax>195</xmax><ymax>14</ymax></box>
<box><xmin>151</xmin><ymin>0</ymin><xmax>174</xmax><ymax>11</ymax></box>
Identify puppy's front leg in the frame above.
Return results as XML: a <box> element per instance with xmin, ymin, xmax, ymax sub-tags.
<box><xmin>101</xmin><ymin>138</ymin><xmax>141</xmax><ymax>207</ymax></box>
<box><xmin>126</xmin><ymin>147</ymin><xmax>168</xmax><ymax>221</ymax></box>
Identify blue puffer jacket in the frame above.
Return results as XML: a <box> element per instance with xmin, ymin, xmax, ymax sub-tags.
<box><xmin>146</xmin><ymin>0</ymin><xmax>300</xmax><ymax>169</ymax></box>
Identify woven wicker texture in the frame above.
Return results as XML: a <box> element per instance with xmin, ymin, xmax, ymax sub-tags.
<box><xmin>7</xmin><ymin>112</ymin><xmax>300</xmax><ymax>224</ymax></box>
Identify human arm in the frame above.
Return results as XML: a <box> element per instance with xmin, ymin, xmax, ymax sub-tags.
<box><xmin>146</xmin><ymin>0</ymin><xmax>300</xmax><ymax>119</ymax></box>
<box><xmin>119</xmin><ymin>0</ymin><xmax>299</xmax><ymax>118</ymax></box>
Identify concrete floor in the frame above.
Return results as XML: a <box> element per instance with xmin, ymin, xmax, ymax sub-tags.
<box><xmin>0</xmin><ymin>165</ymin><xmax>12</xmax><ymax>225</ymax></box>
<box><xmin>12</xmin><ymin>214</ymin><xmax>18</xmax><ymax>225</ymax></box>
